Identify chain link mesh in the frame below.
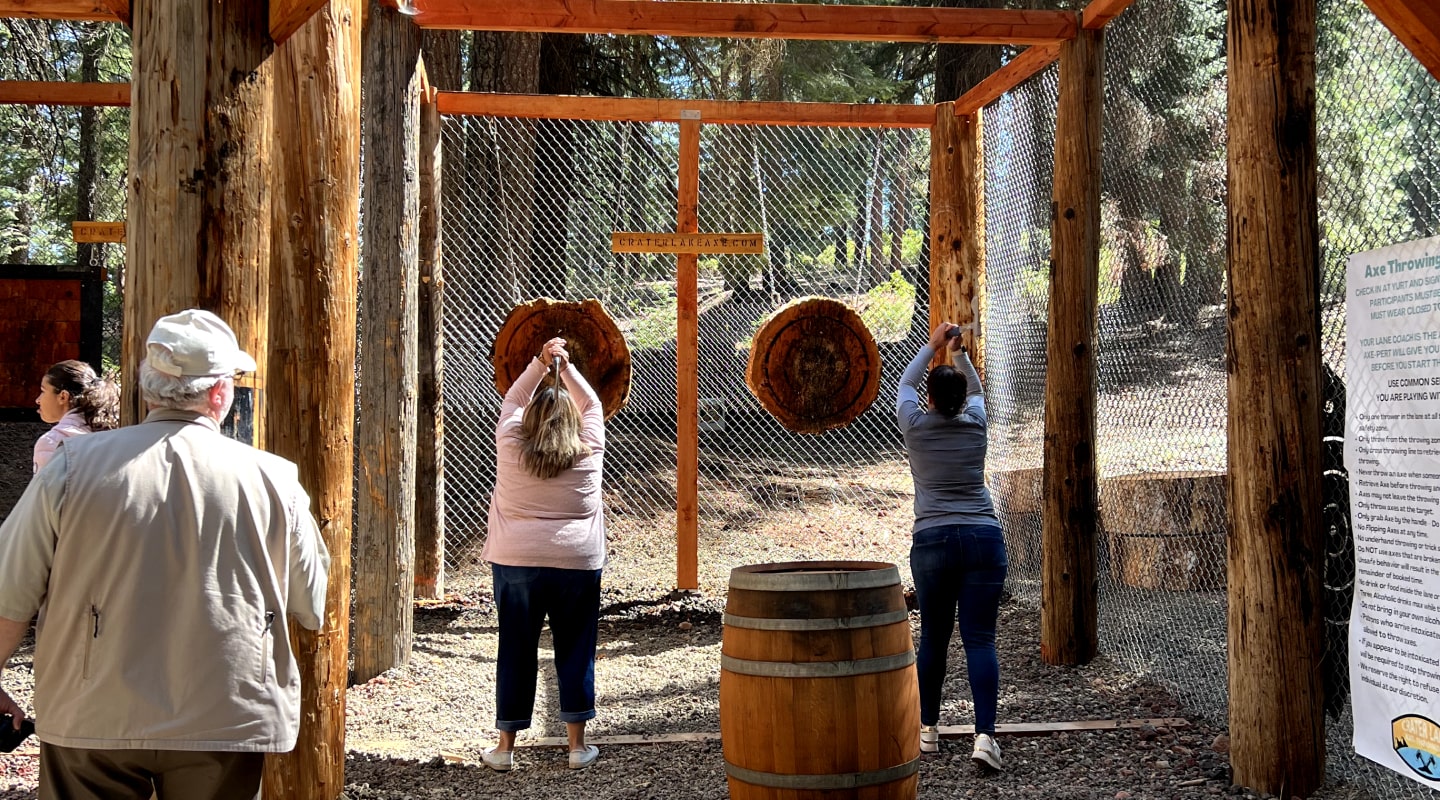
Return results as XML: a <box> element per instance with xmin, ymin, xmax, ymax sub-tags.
<box><xmin>440</xmin><ymin>117</ymin><xmax>931</xmax><ymax>583</ymax></box>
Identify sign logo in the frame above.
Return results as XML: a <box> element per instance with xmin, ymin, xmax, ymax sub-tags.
<box><xmin>1393</xmin><ymin>715</ymin><xmax>1440</xmax><ymax>781</ymax></box>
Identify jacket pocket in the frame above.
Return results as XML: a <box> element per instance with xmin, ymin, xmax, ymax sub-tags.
<box><xmin>258</xmin><ymin>611</ymin><xmax>275</xmax><ymax>683</ymax></box>
<box><xmin>82</xmin><ymin>605</ymin><xmax>100</xmax><ymax>679</ymax></box>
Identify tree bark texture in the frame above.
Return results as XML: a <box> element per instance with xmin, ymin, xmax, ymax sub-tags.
<box><xmin>1225</xmin><ymin>0</ymin><xmax>1325</xmax><ymax>793</ymax></box>
<box><xmin>261</xmin><ymin>1</ymin><xmax>361</xmax><ymax>796</ymax></box>
<box><xmin>124</xmin><ymin>0</ymin><xmax>272</xmax><ymax>426</ymax></box>
<box><xmin>414</xmin><ymin>92</ymin><xmax>447</xmax><ymax>601</ymax></box>
<box><xmin>744</xmin><ymin>297</ymin><xmax>882</xmax><ymax>434</ymax></box>
<box><xmin>928</xmin><ymin>104</ymin><xmax>985</xmax><ymax>374</ymax></box>
<box><xmin>1040</xmin><ymin>23</ymin><xmax>1102</xmax><ymax>667</ymax></box>
<box><xmin>353</xmin><ymin>1</ymin><xmax>421</xmax><ymax>685</ymax></box>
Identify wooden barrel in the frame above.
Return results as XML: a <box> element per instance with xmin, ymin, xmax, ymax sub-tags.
<box><xmin>720</xmin><ymin>561</ymin><xmax>919</xmax><ymax>800</ymax></box>
<box><xmin>490</xmin><ymin>297</ymin><xmax>631</xmax><ymax>419</ymax></box>
<box><xmin>745</xmin><ymin>297</ymin><xmax>881</xmax><ymax>433</ymax></box>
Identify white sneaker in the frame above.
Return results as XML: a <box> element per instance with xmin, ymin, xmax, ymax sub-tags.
<box><xmin>920</xmin><ymin>725</ymin><xmax>939</xmax><ymax>754</ymax></box>
<box><xmin>480</xmin><ymin>747</ymin><xmax>513</xmax><ymax>772</ymax></box>
<box><xmin>569</xmin><ymin>744</ymin><xmax>599</xmax><ymax>770</ymax></box>
<box><xmin>972</xmin><ymin>733</ymin><xmax>1002</xmax><ymax>771</ymax></box>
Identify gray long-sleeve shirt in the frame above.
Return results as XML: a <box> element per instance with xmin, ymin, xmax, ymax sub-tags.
<box><xmin>896</xmin><ymin>344</ymin><xmax>998</xmax><ymax>533</ymax></box>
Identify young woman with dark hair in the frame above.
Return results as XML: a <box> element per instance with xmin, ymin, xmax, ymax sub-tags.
<box><xmin>33</xmin><ymin>360</ymin><xmax>119</xmax><ymax>472</ymax></box>
<box><xmin>896</xmin><ymin>322</ymin><xmax>1007</xmax><ymax>771</ymax></box>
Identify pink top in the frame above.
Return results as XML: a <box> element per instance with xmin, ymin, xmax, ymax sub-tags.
<box><xmin>34</xmin><ymin>409</ymin><xmax>92</xmax><ymax>473</ymax></box>
<box><xmin>483</xmin><ymin>358</ymin><xmax>606</xmax><ymax>571</ymax></box>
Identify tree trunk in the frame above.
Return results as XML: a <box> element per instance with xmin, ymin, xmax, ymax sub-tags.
<box><xmin>928</xmin><ymin>105</ymin><xmax>984</xmax><ymax>372</ymax></box>
<box><xmin>353</xmin><ymin>1</ymin><xmax>421</xmax><ymax>685</ymax></box>
<box><xmin>262</xmin><ymin>1</ymin><xmax>360</xmax><ymax>795</ymax></box>
<box><xmin>124</xmin><ymin>0</ymin><xmax>272</xmax><ymax>427</ymax></box>
<box><xmin>1225</xmin><ymin>0</ymin><xmax>1325</xmax><ymax>793</ymax></box>
<box><xmin>76</xmin><ymin>24</ymin><xmax>103</xmax><ymax>371</ymax></box>
<box><xmin>414</xmin><ymin>32</ymin><xmax>458</xmax><ymax>601</ymax></box>
<box><xmin>933</xmin><ymin>0</ymin><xmax>1004</xmax><ymax>102</ymax></box>
<box><xmin>1040</xmin><ymin>23</ymin><xmax>1102</xmax><ymax>667</ymax></box>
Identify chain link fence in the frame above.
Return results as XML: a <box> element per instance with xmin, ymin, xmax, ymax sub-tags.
<box><xmin>439</xmin><ymin>116</ymin><xmax>932</xmax><ymax>588</ymax></box>
<box><xmin>982</xmin><ymin>1</ymin><xmax>1439</xmax><ymax>798</ymax></box>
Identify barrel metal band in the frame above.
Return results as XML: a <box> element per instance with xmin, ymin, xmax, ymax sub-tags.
<box><xmin>727</xmin><ymin>566</ymin><xmax>900</xmax><ymax>592</ymax></box>
<box><xmin>720</xmin><ymin>651</ymin><xmax>915</xmax><ymax>678</ymax></box>
<box><xmin>724</xmin><ymin>757</ymin><xmax>920</xmax><ymax>790</ymax></box>
<box><xmin>722</xmin><ymin>610</ymin><xmax>910</xmax><ymax>631</ymax></box>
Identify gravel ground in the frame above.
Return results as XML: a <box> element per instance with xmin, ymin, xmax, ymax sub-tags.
<box><xmin>0</xmin><ymin>450</ymin><xmax>1385</xmax><ymax>799</ymax></box>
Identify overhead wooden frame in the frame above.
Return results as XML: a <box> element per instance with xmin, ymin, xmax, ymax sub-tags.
<box><xmin>438</xmin><ymin>92</ymin><xmax>934</xmax><ymax>128</ymax></box>
<box><xmin>412</xmin><ymin>0</ymin><xmax>1076</xmax><ymax>45</ymax></box>
<box><xmin>1</xmin><ymin>0</ymin><xmax>328</xmax><ymax>45</ymax></box>
<box><xmin>1362</xmin><ymin>0</ymin><xmax>1440</xmax><ymax>81</ymax></box>
<box><xmin>0</xmin><ymin>80</ymin><xmax>128</xmax><ymax>106</ymax></box>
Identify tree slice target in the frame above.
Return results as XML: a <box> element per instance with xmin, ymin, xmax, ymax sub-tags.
<box><xmin>491</xmin><ymin>298</ymin><xmax>632</xmax><ymax>419</ymax></box>
<box><xmin>745</xmin><ymin>297</ymin><xmax>881</xmax><ymax>433</ymax></box>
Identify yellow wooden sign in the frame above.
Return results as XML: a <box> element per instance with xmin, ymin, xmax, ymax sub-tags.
<box><xmin>611</xmin><ymin>232</ymin><xmax>764</xmax><ymax>255</ymax></box>
<box><xmin>72</xmin><ymin>221</ymin><xmax>126</xmax><ymax>243</ymax></box>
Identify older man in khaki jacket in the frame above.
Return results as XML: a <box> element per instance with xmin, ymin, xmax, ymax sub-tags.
<box><xmin>0</xmin><ymin>309</ymin><xmax>330</xmax><ymax>800</ymax></box>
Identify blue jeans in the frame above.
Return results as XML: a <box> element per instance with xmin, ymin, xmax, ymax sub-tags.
<box><xmin>909</xmin><ymin>523</ymin><xmax>1007</xmax><ymax>735</ymax></box>
<box><xmin>491</xmin><ymin>564</ymin><xmax>602</xmax><ymax>732</ymax></box>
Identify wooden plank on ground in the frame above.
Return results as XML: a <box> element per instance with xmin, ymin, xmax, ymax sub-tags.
<box><xmin>1362</xmin><ymin>0</ymin><xmax>1440</xmax><ymax>81</ymax></box>
<box><xmin>0</xmin><ymin>81</ymin><xmax>129</xmax><ymax>107</ymax></box>
<box><xmin>414</xmin><ymin>0</ymin><xmax>1077</xmax><ymax>46</ymax></box>
<box><xmin>954</xmin><ymin>44</ymin><xmax>1061</xmax><ymax>116</ymax></box>
<box><xmin>451</xmin><ymin>718</ymin><xmax>1193</xmax><ymax>750</ymax></box>
<box><xmin>437</xmin><ymin>92</ymin><xmax>934</xmax><ymax>128</ymax></box>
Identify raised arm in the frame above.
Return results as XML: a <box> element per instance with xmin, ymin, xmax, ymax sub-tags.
<box><xmin>561</xmin><ymin>363</ymin><xmax>605</xmax><ymax>451</ymax></box>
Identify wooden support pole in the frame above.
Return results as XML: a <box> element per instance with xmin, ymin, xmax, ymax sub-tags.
<box><xmin>123</xmin><ymin>0</ymin><xmax>272</xmax><ymax>428</ymax></box>
<box><xmin>353</xmin><ymin>0</ymin><xmax>422</xmax><ymax>684</ymax></box>
<box><xmin>414</xmin><ymin>76</ymin><xmax>447</xmax><ymax>601</ymax></box>
<box><xmin>262</xmin><ymin>1</ymin><xmax>360</xmax><ymax>796</ymax></box>
<box><xmin>928</xmin><ymin>103</ymin><xmax>985</xmax><ymax>373</ymax></box>
<box><xmin>1040</xmin><ymin>20</ymin><xmax>1102</xmax><ymax>667</ymax></box>
<box><xmin>1225</xmin><ymin>0</ymin><xmax>1325</xmax><ymax>793</ymax></box>
<box><xmin>676</xmin><ymin>113</ymin><xmax>700</xmax><ymax>591</ymax></box>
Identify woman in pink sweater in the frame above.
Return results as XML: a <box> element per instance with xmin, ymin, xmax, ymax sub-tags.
<box><xmin>33</xmin><ymin>360</ymin><xmax>119</xmax><ymax>473</ymax></box>
<box><xmin>481</xmin><ymin>337</ymin><xmax>606</xmax><ymax>772</ymax></box>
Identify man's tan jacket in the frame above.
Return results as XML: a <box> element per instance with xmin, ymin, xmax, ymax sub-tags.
<box><xmin>0</xmin><ymin>409</ymin><xmax>330</xmax><ymax>752</ymax></box>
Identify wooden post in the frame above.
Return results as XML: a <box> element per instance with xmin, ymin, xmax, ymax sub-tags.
<box><xmin>1226</xmin><ymin>0</ymin><xmax>1325</xmax><ymax>792</ymax></box>
<box><xmin>928</xmin><ymin>102</ymin><xmax>985</xmax><ymax>371</ymax></box>
<box><xmin>676</xmin><ymin>112</ymin><xmax>700</xmax><ymax>591</ymax></box>
<box><xmin>124</xmin><ymin>0</ymin><xmax>271</xmax><ymax>427</ymax></box>
<box><xmin>415</xmin><ymin>80</ymin><xmax>447</xmax><ymax>601</ymax></box>
<box><xmin>1040</xmin><ymin>20</ymin><xmax>1102</xmax><ymax>667</ymax></box>
<box><xmin>262</xmin><ymin>1</ymin><xmax>360</xmax><ymax>796</ymax></box>
<box><xmin>353</xmin><ymin>0</ymin><xmax>422</xmax><ymax>684</ymax></box>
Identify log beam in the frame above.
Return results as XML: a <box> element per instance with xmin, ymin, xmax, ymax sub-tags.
<box><xmin>1225</xmin><ymin>0</ymin><xmax>1325</xmax><ymax>793</ymax></box>
<box><xmin>262</xmin><ymin>1</ymin><xmax>361</xmax><ymax>796</ymax></box>
<box><xmin>0</xmin><ymin>0</ymin><xmax>113</xmax><ymax>20</ymax></box>
<box><xmin>414</xmin><ymin>0</ymin><xmax>1077</xmax><ymax>45</ymax></box>
<box><xmin>353</xmin><ymin>0</ymin><xmax>422</xmax><ymax>684</ymax></box>
<box><xmin>271</xmin><ymin>0</ymin><xmax>330</xmax><ymax>45</ymax></box>
<box><xmin>414</xmin><ymin>75</ymin><xmax>447</xmax><ymax>601</ymax></box>
<box><xmin>99</xmin><ymin>0</ymin><xmax>126</xmax><ymax>25</ymax></box>
<box><xmin>438</xmin><ymin>92</ymin><xmax>933</xmax><ymax>128</ymax></box>
<box><xmin>928</xmin><ymin>103</ymin><xmax>985</xmax><ymax>373</ymax></box>
<box><xmin>0</xmin><ymin>81</ymin><xmax>128</xmax><ymax>106</ymax></box>
<box><xmin>953</xmin><ymin>44</ymin><xmax>1060</xmax><ymax>118</ymax></box>
<box><xmin>1040</xmin><ymin>20</ymin><xmax>1102</xmax><ymax>667</ymax></box>
<box><xmin>676</xmin><ymin>114</ymin><xmax>700</xmax><ymax>591</ymax></box>
<box><xmin>123</xmin><ymin>0</ymin><xmax>273</xmax><ymax>427</ymax></box>
<box><xmin>1081</xmin><ymin>0</ymin><xmax>1139</xmax><ymax>30</ymax></box>
<box><xmin>1361</xmin><ymin>0</ymin><xmax>1440</xmax><ymax>81</ymax></box>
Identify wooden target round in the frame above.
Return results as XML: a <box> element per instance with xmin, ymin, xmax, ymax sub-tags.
<box><xmin>745</xmin><ymin>297</ymin><xmax>881</xmax><ymax>433</ymax></box>
<box><xmin>491</xmin><ymin>298</ymin><xmax>631</xmax><ymax>419</ymax></box>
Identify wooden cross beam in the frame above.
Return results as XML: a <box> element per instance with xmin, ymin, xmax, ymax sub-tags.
<box><xmin>0</xmin><ymin>0</ymin><xmax>328</xmax><ymax>45</ymax></box>
<box><xmin>1363</xmin><ymin>0</ymin><xmax>1440</xmax><ymax>81</ymax></box>
<box><xmin>412</xmin><ymin>0</ymin><xmax>1077</xmax><ymax>45</ymax></box>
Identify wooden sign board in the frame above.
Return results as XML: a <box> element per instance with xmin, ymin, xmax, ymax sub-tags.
<box><xmin>72</xmin><ymin>221</ymin><xmax>126</xmax><ymax>243</ymax></box>
<box><xmin>611</xmin><ymin>232</ymin><xmax>764</xmax><ymax>254</ymax></box>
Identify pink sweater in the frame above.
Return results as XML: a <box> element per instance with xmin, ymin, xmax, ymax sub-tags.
<box><xmin>483</xmin><ymin>358</ymin><xmax>606</xmax><ymax>571</ymax></box>
<box><xmin>34</xmin><ymin>409</ymin><xmax>92</xmax><ymax>473</ymax></box>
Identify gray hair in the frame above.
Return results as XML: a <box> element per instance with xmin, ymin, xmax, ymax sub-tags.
<box><xmin>139</xmin><ymin>361</ymin><xmax>224</xmax><ymax>412</ymax></box>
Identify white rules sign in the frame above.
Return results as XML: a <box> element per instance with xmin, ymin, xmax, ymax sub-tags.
<box><xmin>1345</xmin><ymin>235</ymin><xmax>1440</xmax><ymax>789</ymax></box>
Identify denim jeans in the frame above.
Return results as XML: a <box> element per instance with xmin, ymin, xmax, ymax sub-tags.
<box><xmin>491</xmin><ymin>564</ymin><xmax>602</xmax><ymax>732</ymax></box>
<box><xmin>909</xmin><ymin>523</ymin><xmax>1007</xmax><ymax>734</ymax></box>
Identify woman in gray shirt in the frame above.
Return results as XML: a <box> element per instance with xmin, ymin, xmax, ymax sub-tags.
<box><xmin>897</xmin><ymin>322</ymin><xmax>1007</xmax><ymax>771</ymax></box>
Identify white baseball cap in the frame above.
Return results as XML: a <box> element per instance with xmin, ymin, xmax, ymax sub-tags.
<box><xmin>145</xmin><ymin>309</ymin><xmax>258</xmax><ymax>378</ymax></box>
